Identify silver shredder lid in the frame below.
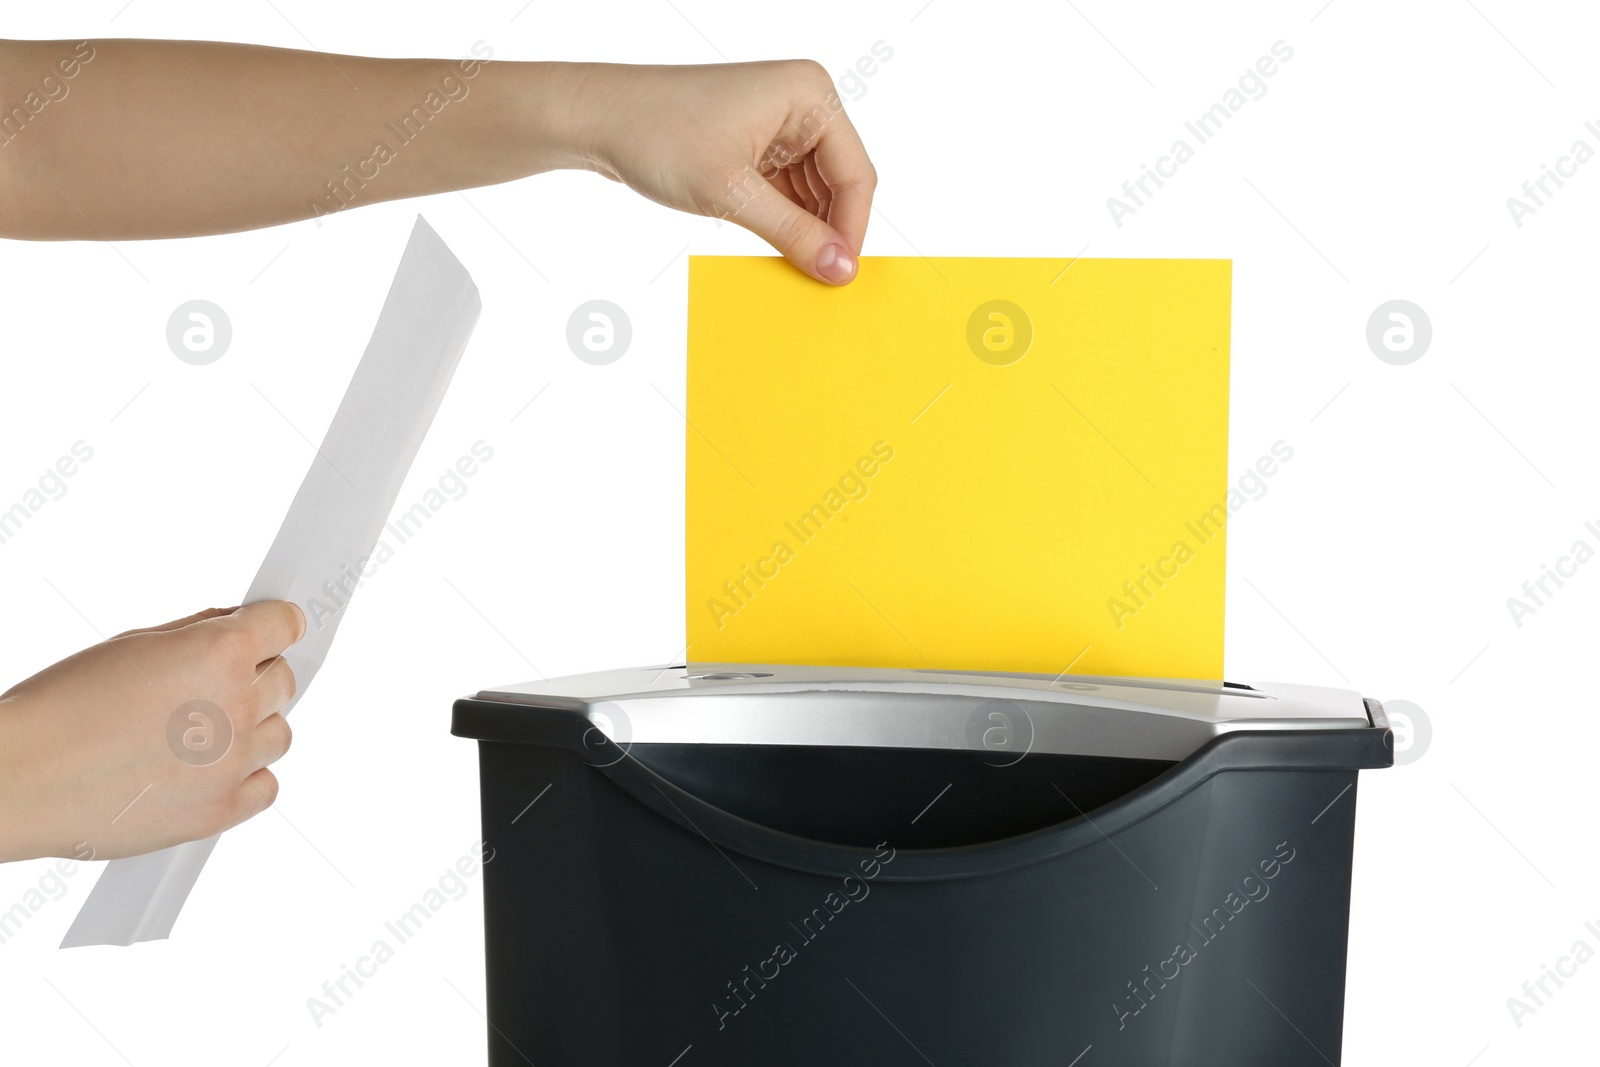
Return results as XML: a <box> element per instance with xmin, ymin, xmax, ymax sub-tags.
<box><xmin>474</xmin><ymin>665</ymin><xmax>1374</xmax><ymax>763</ymax></box>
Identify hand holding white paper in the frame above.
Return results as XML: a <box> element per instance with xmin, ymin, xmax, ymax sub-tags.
<box><xmin>62</xmin><ymin>216</ymin><xmax>482</xmax><ymax>947</ymax></box>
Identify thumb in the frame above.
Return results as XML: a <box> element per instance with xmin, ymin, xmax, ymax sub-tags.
<box><xmin>732</xmin><ymin>178</ymin><xmax>858</xmax><ymax>286</ymax></box>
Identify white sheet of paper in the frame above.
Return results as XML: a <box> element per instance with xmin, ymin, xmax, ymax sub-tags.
<box><xmin>61</xmin><ymin>216</ymin><xmax>481</xmax><ymax>947</ymax></box>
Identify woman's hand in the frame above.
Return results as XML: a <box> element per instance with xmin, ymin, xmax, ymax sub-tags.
<box><xmin>0</xmin><ymin>602</ymin><xmax>303</xmax><ymax>863</ymax></box>
<box><xmin>0</xmin><ymin>43</ymin><xmax>876</xmax><ymax>283</ymax></box>
<box><xmin>561</xmin><ymin>61</ymin><xmax>878</xmax><ymax>285</ymax></box>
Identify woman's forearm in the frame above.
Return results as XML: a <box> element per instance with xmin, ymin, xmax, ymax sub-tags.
<box><xmin>0</xmin><ymin>38</ymin><xmax>584</xmax><ymax>240</ymax></box>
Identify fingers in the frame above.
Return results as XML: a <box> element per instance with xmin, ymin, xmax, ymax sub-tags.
<box><xmin>249</xmin><ymin>713</ymin><xmax>292</xmax><ymax>770</ymax></box>
<box><xmin>740</xmin><ymin>72</ymin><xmax>874</xmax><ymax>282</ymax></box>
<box><xmin>216</xmin><ymin>713</ymin><xmax>290</xmax><ymax>838</ymax></box>
<box><xmin>766</xmin><ymin>165</ymin><xmax>806</xmax><ymax>210</ymax></box>
<box><xmin>811</xmin><ymin>110</ymin><xmax>876</xmax><ymax>257</ymax></box>
<box><xmin>224</xmin><ymin>600</ymin><xmax>307</xmax><ymax>663</ymax></box>
<box><xmin>785</xmin><ymin>158</ymin><xmax>820</xmax><ymax>217</ymax></box>
<box><xmin>249</xmin><ymin>656</ymin><xmax>297</xmax><ymax>724</ymax></box>
<box><xmin>226</xmin><ymin>767</ymin><xmax>280</xmax><ymax>830</ymax></box>
<box><xmin>801</xmin><ymin>156</ymin><xmax>833</xmax><ymax>222</ymax></box>
<box><xmin>734</xmin><ymin>177</ymin><xmax>857</xmax><ymax>286</ymax></box>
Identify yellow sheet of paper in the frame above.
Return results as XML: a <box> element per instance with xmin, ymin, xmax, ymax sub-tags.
<box><xmin>686</xmin><ymin>256</ymin><xmax>1231</xmax><ymax>679</ymax></box>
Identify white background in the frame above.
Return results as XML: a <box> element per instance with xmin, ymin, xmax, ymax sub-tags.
<box><xmin>1</xmin><ymin>1</ymin><xmax>1596</xmax><ymax>1064</ymax></box>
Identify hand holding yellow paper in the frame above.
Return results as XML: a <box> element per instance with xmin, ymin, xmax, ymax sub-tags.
<box><xmin>686</xmin><ymin>256</ymin><xmax>1231</xmax><ymax>679</ymax></box>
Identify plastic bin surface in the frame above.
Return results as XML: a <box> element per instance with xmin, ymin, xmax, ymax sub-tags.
<box><xmin>454</xmin><ymin>666</ymin><xmax>1392</xmax><ymax>1066</ymax></box>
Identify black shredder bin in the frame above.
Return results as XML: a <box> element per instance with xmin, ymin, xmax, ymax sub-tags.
<box><xmin>452</xmin><ymin>665</ymin><xmax>1393</xmax><ymax>1066</ymax></box>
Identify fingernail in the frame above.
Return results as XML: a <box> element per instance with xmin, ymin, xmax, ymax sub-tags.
<box><xmin>816</xmin><ymin>243</ymin><xmax>856</xmax><ymax>284</ymax></box>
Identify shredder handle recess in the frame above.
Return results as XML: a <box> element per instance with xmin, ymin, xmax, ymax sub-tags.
<box><xmin>452</xmin><ymin>698</ymin><xmax>1392</xmax><ymax>883</ymax></box>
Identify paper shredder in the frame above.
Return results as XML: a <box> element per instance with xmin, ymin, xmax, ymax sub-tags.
<box><xmin>452</xmin><ymin>665</ymin><xmax>1392</xmax><ymax>1066</ymax></box>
